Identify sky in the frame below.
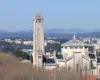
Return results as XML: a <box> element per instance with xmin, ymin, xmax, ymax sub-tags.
<box><xmin>0</xmin><ymin>0</ymin><xmax>100</xmax><ymax>31</ymax></box>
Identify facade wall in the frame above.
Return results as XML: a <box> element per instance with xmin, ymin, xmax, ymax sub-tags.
<box><xmin>66</xmin><ymin>58</ymin><xmax>73</xmax><ymax>70</ymax></box>
<box><xmin>97</xmin><ymin>64</ymin><xmax>100</xmax><ymax>77</ymax></box>
<box><xmin>84</xmin><ymin>47</ymin><xmax>89</xmax><ymax>58</ymax></box>
<box><xmin>74</xmin><ymin>53</ymin><xmax>82</xmax><ymax>71</ymax></box>
<box><xmin>82</xmin><ymin>58</ymin><xmax>90</xmax><ymax>70</ymax></box>
<box><xmin>57</xmin><ymin>61</ymin><xmax>65</xmax><ymax>67</ymax></box>
<box><xmin>61</xmin><ymin>47</ymin><xmax>87</xmax><ymax>58</ymax></box>
<box><xmin>92</xmin><ymin>60</ymin><xmax>97</xmax><ymax>75</ymax></box>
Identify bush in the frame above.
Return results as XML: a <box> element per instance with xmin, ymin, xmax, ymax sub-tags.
<box><xmin>96</xmin><ymin>51</ymin><xmax>100</xmax><ymax>57</ymax></box>
<box><xmin>0</xmin><ymin>52</ymin><xmax>85</xmax><ymax>80</ymax></box>
<box><xmin>13</xmin><ymin>51</ymin><xmax>30</xmax><ymax>60</ymax></box>
<box><xmin>0</xmin><ymin>52</ymin><xmax>19</xmax><ymax>66</ymax></box>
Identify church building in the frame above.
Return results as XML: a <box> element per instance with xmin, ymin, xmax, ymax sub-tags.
<box><xmin>61</xmin><ymin>35</ymin><xmax>90</xmax><ymax>74</ymax></box>
<box><xmin>32</xmin><ymin>10</ymin><xmax>100</xmax><ymax>78</ymax></box>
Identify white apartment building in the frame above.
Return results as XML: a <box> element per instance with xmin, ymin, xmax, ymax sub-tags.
<box><xmin>23</xmin><ymin>41</ymin><xmax>33</xmax><ymax>45</ymax></box>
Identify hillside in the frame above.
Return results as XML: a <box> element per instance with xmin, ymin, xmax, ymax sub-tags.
<box><xmin>0</xmin><ymin>52</ymin><xmax>84</xmax><ymax>80</ymax></box>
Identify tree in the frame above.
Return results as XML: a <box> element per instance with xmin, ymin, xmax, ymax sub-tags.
<box><xmin>13</xmin><ymin>51</ymin><xmax>30</xmax><ymax>60</ymax></box>
<box><xmin>30</xmin><ymin>54</ymin><xmax>33</xmax><ymax>63</ymax></box>
<box><xmin>45</xmin><ymin>43</ymin><xmax>61</xmax><ymax>53</ymax></box>
<box><xmin>96</xmin><ymin>52</ymin><xmax>100</xmax><ymax>57</ymax></box>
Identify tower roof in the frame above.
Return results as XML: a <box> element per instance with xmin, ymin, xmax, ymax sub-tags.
<box><xmin>34</xmin><ymin>9</ymin><xmax>43</xmax><ymax>20</ymax></box>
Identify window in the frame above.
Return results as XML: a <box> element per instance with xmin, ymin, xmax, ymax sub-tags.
<box><xmin>85</xmin><ymin>46</ymin><xmax>87</xmax><ymax>48</ymax></box>
<box><xmin>76</xmin><ymin>64</ymin><xmax>79</xmax><ymax>73</ymax></box>
<box><xmin>37</xmin><ymin>33</ymin><xmax>41</xmax><ymax>47</ymax></box>
<box><xmin>75</xmin><ymin>47</ymin><xmax>78</xmax><ymax>49</ymax></box>
<box><xmin>36</xmin><ymin>19</ymin><xmax>42</xmax><ymax>23</ymax></box>
<box><xmin>79</xmin><ymin>47</ymin><xmax>83</xmax><ymax>49</ymax></box>
<box><xmin>38</xmin><ymin>56</ymin><xmax>41</xmax><ymax>58</ymax></box>
<box><xmin>39</xmin><ymin>20</ymin><xmax>41</xmax><ymax>23</ymax></box>
<box><xmin>70</xmin><ymin>47</ymin><xmax>73</xmax><ymax>49</ymax></box>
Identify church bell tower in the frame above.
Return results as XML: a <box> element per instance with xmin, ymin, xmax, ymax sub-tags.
<box><xmin>33</xmin><ymin>9</ymin><xmax>44</xmax><ymax>67</ymax></box>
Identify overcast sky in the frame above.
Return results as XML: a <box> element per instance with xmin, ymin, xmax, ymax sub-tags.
<box><xmin>0</xmin><ymin>0</ymin><xmax>100</xmax><ymax>31</ymax></box>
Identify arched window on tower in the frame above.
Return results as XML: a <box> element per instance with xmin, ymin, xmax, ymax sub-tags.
<box><xmin>76</xmin><ymin>63</ymin><xmax>79</xmax><ymax>73</ymax></box>
<box><xmin>39</xmin><ymin>19</ymin><xmax>41</xmax><ymax>23</ymax></box>
<box><xmin>37</xmin><ymin>33</ymin><xmax>41</xmax><ymax>47</ymax></box>
<box><xmin>36</xmin><ymin>19</ymin><xmax>42</xmax><ymax>23</ymax></box>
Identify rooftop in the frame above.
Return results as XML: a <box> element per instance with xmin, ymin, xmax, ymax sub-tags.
<box><xmin>34</xmin><ymin>9</ymin><xmax>43</xmax><ymax>20</ymax></box>
<box><xmin>62</xmin><ymin>39</ymin><xmax>88</xmax><ymax>47</ymax></box>
<box><xmin>62</xmin><ymin>34</ymin><xmax>88</xmax><ymax>47</ymax></box>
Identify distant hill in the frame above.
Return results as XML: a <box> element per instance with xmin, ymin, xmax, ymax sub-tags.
<box><xmin>44</xmin><ymin>28</ymin><xmax>88</xmax><ymax>34</ymax></box>
<box><xmin>0</xmin><ymin>30</ymin><xmax>8</xmax><ymax>33</ymax></box>
<box><xmin>0</xmin><ymin>28</ymin><xmax>100</xmax><ymax>38</ymax></box>
<box><xmin>44</xmin><ymin>28</ymin><xmax>100</xmax><ymax>34</ymax></box>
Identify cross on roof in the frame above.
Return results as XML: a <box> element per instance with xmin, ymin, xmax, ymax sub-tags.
<box><xmin>73</xmin><ymin>34</ymin><xmax>76</xmax><ymax>40</ymax></box>
<box><xmin>37</xmin><ymin>8</ymin><xmax>39</xmax><ymax>13</ymax></box>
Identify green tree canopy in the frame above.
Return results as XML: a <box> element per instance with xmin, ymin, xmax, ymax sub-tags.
<box><xmin>13</xmin><ymin>51</ymin><xmax>30</xmax><ymax>60</ymax></box>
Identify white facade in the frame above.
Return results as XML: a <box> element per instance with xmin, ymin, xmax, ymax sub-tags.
<box><xmin>61</xmin><ymin>46</ymin><xmax>88</xmax><ymax>57</ymax></box>
<box><xmin>23</xmin><ymin>41</ymin><xmax>33</xmax><ymax>45</ymax></box>
<box><xmin>57</xmin><ymin>59</ymin><xmax>65</xmax><ymax>67</ymax></box>
<box><xmin>15</xmin><ymin>39</ymin><xmax>22</xmax><ymax>44</ymax></box>
<box><xmin>60</xmin><ymin>36</ymin><xmax>90</xmax><ymax>73</ymax></box>
<box><xmin>97</xmin><ymin>63</ymin><xmax>100</xmax><ymax>76</ymax></box>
